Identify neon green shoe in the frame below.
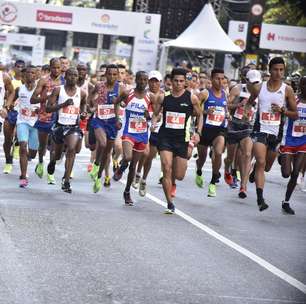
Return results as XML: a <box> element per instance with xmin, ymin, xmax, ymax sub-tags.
<box><xmin>195</xmin><ymin>174</ymin><xmax>204</xmax><ymax>188</ymax></box>
<box><xmin>35</xmin><ymin>163</ymin><xmax>44</xmax><ymax>178</ymax></box>
<box><xmin>208</xmin><ymin>183</ymin><xmax>216</xmax><ymax>197</ymax></box>
<box><xmin>3</xmin><ymin>163</ymin><xmax>12</xmax><ymax>174</ymax></box>
<box><xmin>89</xmin><ymin>163</ymin><xmax>99</xmax><ymax>181</ymax></box>
<box><xmin>236</xmin><ymin>170</ymin><xmax>241</xmax><ymax>181</ymax></box>
<box><xmin>93</xmin><ymin>177</ymin><xmax>102</xmax><ymax>193</ymax></box>
<box><xmin>47</xmin><ymin>174</ymin><xmax>56</xmax><ymax>185</ymax></box>
<box><xmin>13</xmin><ymin>145</ymin><xmax>20</xmax><ymax>160</ymax></box>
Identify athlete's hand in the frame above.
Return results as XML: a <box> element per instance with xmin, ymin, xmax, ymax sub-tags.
<box><xmin>63</xmin><ymin>98</ymin><xmax>74</xmax><ymax>107</ymax></box>
<box><xmin>207</xmin><ymin>107</ymin><xmax>215</xmax><ymax>114</ymax></box>
<box><xmin>80</xmin><ymin>112</ymin><xmax>87</xmax><ymax>120</ymax></box>
<box><xmin>271</xmin><ymin>103</ymin><xmax>282</xmax><ymax>113</ymax></box>
<box><xmin>115</xmin><ymin>118</ymin><xmax>122</xmax><ymax>130</ymax></box>
<box><xmin>0</xmin><ymin>108</ymin><xmax>8</xmax><ymax>119</ymax></box>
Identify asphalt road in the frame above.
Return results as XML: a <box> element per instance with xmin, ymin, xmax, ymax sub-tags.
<box><xmin>0</xmin><ymin>141</ymin><xmax>306</xmax><ymax>304</ymax></box>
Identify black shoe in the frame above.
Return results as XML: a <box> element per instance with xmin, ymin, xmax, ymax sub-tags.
<box><xmin>282</xmin><ymin>202</ymin><xmax>295</xmax><ymax>215</ymax></box>
<box><xmin>215</xmin><ymin>172</ymin><xmax>221</xmax><ymax>184</ymax></box>
<box><xmin>164</xmin><ymin>202</ymin><xmax>175</xmax><ymax>214</ymax></box>
<box><xmin>61</xmin><ymin>179</ymin><xmax>72</xmax><ymax>193</ymax></box>
<box><xmin>123</xmin><ymin>191</ymin><xmax>134</xmax><ymax>206</ymax></box>
<box><xmin>258</xmin><ymin>200</ymin><xmax>269</xmax><ymax>212</ymax></box>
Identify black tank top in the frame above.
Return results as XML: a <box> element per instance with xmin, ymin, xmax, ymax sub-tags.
<box><xmin>158</xmin><ymin>90</ymin><xmax>193</xmax><ymax>143</ymax></box>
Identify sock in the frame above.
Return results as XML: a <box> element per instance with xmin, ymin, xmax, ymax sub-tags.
<box><xmin>256</xmin><ymin>188</ymin><xmax>264</xmax><ymax>203</ymax></box>
<box><xmin>210</xmin><ymin>174</ymin><xmax>219</xmax><ymax>185</ymax></box>
<box><xmin>196</xmin><ymin>169</ymin><xmax>202</xmax><ymax>176</ymax></box>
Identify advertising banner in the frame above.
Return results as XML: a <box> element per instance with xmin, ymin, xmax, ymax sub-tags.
<box><xmin>228</xmin><ymin>21</ymin><xmax>248</xmax><ymax>51</ymax></box>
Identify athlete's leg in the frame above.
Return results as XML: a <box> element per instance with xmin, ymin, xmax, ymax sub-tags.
<box><xmin>63</xmin><ymin>134</ymin><xmax>80</xmax><ymax>182</ymax></box>
<box><xmin>239</xmin><ymin>136</ymin><xmax>253</xmax><ymax>190</ymax></box>
<box><xmin>142</xmin><ymin>144</ymin><xmax>158</xmax><ymax>180</ymax></box>
<box><xmin>173</xmin><ymin>156</ymin><xmax>188</xmax><ymax>181</ymax></box>
<box><xmin>3</xmin><ymin>120</ymin><xmax>15</xmax><ymax>165</ymax></box>
<box><xmin>37</xmin><ymin>131</ymin><xmax>49</xmax><ymax>163</ymax></box>
<box><xmin>211</xmin><ymin>135</ymin><xmax>225</xmax><ymax>183</ymax></box>
<box><xmin>160</xmin><ymin>150</ymin><xmax>174</xmax><ymax>204</ymax></box>
<box><xmin>196</xmin><ymin>144</ymin><xmax>208</xmax><ymax>175</ymax></box>
<box><xmin>265</xmin><ymin>149</ymin><xmax>278</xmax><ymax>172</ymax></box>
<box><xmin>125</xmin><ymin>150</ymin><xmax>143</xmax><ymax>193</ymax></box>
<box><xmin>224</xmin><ymin>143</ymin><xmax>237</xmax><ymax>174</ymax></box>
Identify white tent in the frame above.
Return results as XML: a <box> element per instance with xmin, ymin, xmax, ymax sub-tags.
<box><xmin>159</xmin><ymin>3</ymin><xmax>242</xmax><ymax>74</ymax></box>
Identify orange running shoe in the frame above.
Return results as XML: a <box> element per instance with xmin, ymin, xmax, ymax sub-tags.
<box><xmin>224</xmin><ymin>172</ymin><xmax>233</xmax><ymax>185</ymax></box>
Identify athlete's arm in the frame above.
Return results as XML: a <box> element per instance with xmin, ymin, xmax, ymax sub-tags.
<box><xmin>191</xmin><ymin>94</ymin><xmax>203</xmax><ymax>137</ymax></box>
<box><xmin>80</xmin><ymin>90</ymin><xmax>87</xmax><ymax>119</ymax></box>
<box><xmin>3</xmin><ymin>74</ymin><xmax>15</xmax><ymax>109</ymax></box>
<box><xmin>198</xmin><ymin>89</ymin><xmax>214</xmax><ymax>115</ymax></box>
<box><xmin>227</xmin><ymin>85</ymin><xmax>240</xmax><ymax>110</ymax></box>
<box><xmin>113</xmin><ymin>84</ymin><xmax>130</xmax><ymax>106</ymax></box>
<box><xmin>87</xmin><ymin>83</ymin><xmax>99</xmax><ymax>113</ymax></box>
<box><xmin>46</xmin><ymin>87</ymin><xmax>61</xmax><ymax>113</ymax></box>
<box><xmin>30</xmin><ymin>78</ymin><xmax>46</xmax><ymax>104</ymax></box>
<box><xmin>274</xmin><ymin>85</ymin><xmax>298</xmax><ymax>120</ymax></box>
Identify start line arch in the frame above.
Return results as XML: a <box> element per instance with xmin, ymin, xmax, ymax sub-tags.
<box><xmin>0</xmin><ymin>1</ymin><xmax>161</xmax><ymax>73</ymax></box>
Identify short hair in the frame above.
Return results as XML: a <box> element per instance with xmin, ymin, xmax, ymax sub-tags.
<box><xmin>50</xmin><ymin>57</ymin><xmax>60</xmax><ymax>66</ymax></box>
<box><xmin>27</xmin><ymin>65</ymin><xmax>36</xmax><ymax>70</ymax></box>
<box><xmin>106</xmin><ymin>64</ymin><xmax>118</xmax><ymax>72</ymax></box>
<box><xmin>59</xmin><ymin>56</ymin><xmax>68</xmax><ymax>61</ymax></box>
<box><xmin>135</xmin><ymin>71</ymin><xmax>147</xmax><ymax>80</ymax></box>
<box><xmin>126</xmin><ymin>69</ymin><xmax>133</xmax><ymax>76</ymax></box>
<box><xmin>269</xmin><ymin>57</ymin><xmax>285</xmax><ymax>70</ymax></box>
<box><xmin>171</xmin><ymin>68</ymin><xmax>187</xmax><ymax>79</ymax></box>
<box><xmin>99</xmin><ymin>64</ymin><xmax>107</xmax><ymax>70</ymax></box>
<box><xmin>15</xmin><ymin>60</ymin><xmax>25</xmax><ymax>67</ymax></box>
<box><xmin>117</xmin><ymin>64</ymin><xmax>126</xmax><ymax>70</ymax></box>
<box><xmin>164</xmin><ymin>73</ymin><xmax>171</xmax><ymax>81</ymax></box>
<box><xmin>211</xmin><ymin>68</ymin><xmax>224</xmax><ymax>78</ymax></box>
<box><xmin>42</xmin><ymin>64</ymin><xmax>50</xmax><ymax>72</ymax></box>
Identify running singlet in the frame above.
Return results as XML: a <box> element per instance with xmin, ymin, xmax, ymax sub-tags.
<box><xmin>95</xmin><ymin>81</ymin><xmax>119</xmax><ymax>123</ymax></box>
<box><xmin>203</xmin><ymin>89</ymin><xmax>227</xmax><ymax>128</ymax></box>
<box><xmin>57</xmin><ymin>85</ymin><xmax>81</xmax><ymax>126</ymax></box>
<box><xmin>158</xmin><ymin>90</ymin><xmax>193</xmax><ymax>143</ymax></box>
<box><xmin>281</xmin><ymin>99</ymin><xmax>306</xmax><ymax>147</ymax></box>
<box><xmin>123</xmin><ymin>90</ymin><xmax>151</xmax><ymax>143</ymax></box>
<box><xmin>255</xmin><ymin>81</ymin><xmax>286</xmax><ymax>136</ymax></box>
<box><xmin>0</xmin><ymin>72</ymin><xmax>5</xmax><ymax>123</ymax></box>
<box><xmin>38</xmin><ymin>76</ymin><xmax>65</xmax><ymax>123</ymax></box>
<box><xmin>17</xmin><ymin>84</ymin><xmax>39</xmax><ymax>127</ymax></box>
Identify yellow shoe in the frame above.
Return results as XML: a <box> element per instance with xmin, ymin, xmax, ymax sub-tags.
<box><xmin>3</xmin><ymin>163</ymin><xmax>12</xmax><ymax>174</ymax></box>
<box><xmin>13</xmin><ymin>145</ymin><xmax>20</xmax><ymax>160</ymax></box>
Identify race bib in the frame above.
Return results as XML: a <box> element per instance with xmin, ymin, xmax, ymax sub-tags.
<box><xmin>59</xmin><ymin>105</ymin><xmax>79</xmax><ymax>124</ymax></box>
<box><xmin>234</xmin><ymin>106</ymin><xmax>254</xmax><ymax>122</ymax></box>
<box><xmin>206</xmin><ymin>106</ymin><xmax>225</xmax><ymax>126</ymax></box>
<box><xmin>292</xmin><ymin>119</ymin><xmax>306</xmax><ymax>137</ymax></box>
<box><xmin>128</xmin><ymin>117</ymin><xmax>147</xmax><ymax>133</ymax></box>
<box><xmin>97</xmin><ymin>104</ymin><xmax>115</xmax><ymax>120</ymax></box>
<box><xmin>260</xmin><ymin>112</ymin><xmax>281</xmax><ymax>126</ymax></box>
<box><xmin>165</xmin><ymin>111</ymin><xmax>186</xmax><ymax>129</ymax></box>
<box><xmin>20</xmin><ymin>107</ymin><xmax>37</xmax><ymax>119</ymax></box>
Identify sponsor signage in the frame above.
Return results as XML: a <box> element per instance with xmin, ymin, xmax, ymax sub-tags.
<box><xmin>36</xmin><ymin>10</ymin><xmax>72</xmax><ymax>24</ymax></box>
<box><xmin>0</xmin><ymin>2</ymin><xmax>17</xmax><ymax>23</ymax></box>
<box><xmin>228</xmin><ymin>21</ymin><xmax>248</xmax><ymax>51</ymax></box>
<box><xmin>260</xmin><ymin>23</ymin><xmax>306</xmax><ymax>53</ymax></box>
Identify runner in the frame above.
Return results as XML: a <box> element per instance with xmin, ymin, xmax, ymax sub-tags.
<box><xmin>279</xmin><ymin>76</ymin><xmax>306</xmax><ymax>214</ymax></box>
<box><xmin>46</xmin><ymin>67</ymin><xmax>86</xmax><ymax>193</ymax></box>
<box><xmin>1</xmin><ymin>66</ymin><xmax>16</xmax><ymax>174</ymax></box>
<box><xmin>132</xmin><ymin>70</ymin><xmax>163</xmax><ymax>196</ymax></box>
<box><xmin>112</xmin><ymin>71</ymin><xmax>153</xmax><ymax>206</ymax></box>
<box><xmin>15</xmin><ymin>66</ymin><xmax>39</xmax><ymax>187</ymax></box>
<box><xmin>88</xmin><ymin>64</ymin><xmax>123</xmax><ymax>192</ymax></box>
<box><xmin>60</xmin><ymin>56</ymin><xmax>70</xmax><ymax>78</ymax></box>
<box><xmin>195</xmin><ymin>68</ymin><xmax>228</xmax><ymax>197</ymax></box>
<box><xmin>224</xmin><ymin>68</ymin><xmax>261</xmax><ymax>198</ymax></box>
<box><xmin>250</xmin><ymin>57</ymin><xmax>298</xmax><ymax>211</ymax></box>
<box><xmin>153</xmin><ymin>68</ymin><xmax>202</xmax><ymax>213</ymax></box>
<box><xmin>31</xmin><ymin>57</ymin><xmax>65</xmax><ymax>183</ymax></box>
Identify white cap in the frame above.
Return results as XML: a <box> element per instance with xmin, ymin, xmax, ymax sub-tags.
<box><xmin>246</xmin><ymin>69</ymin><xmax>262</xmax><ymax>84</ymax></box>
<box><xmin>148</xmin><ymin>70</ymin><xmax>162</xmax><ymax>81</ymax></box>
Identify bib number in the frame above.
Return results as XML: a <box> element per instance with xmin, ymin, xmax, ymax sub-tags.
<box><xmin>20</xmin><ymin>108</ymin><xmax>37</xmax><ymax>118</ymax></box>
<box><xmin>165</xmin><ymin>111</ymin><xmax>186</xmax><ymax>129</ymax></box>
<box><xmin>292</xmin><ymin>120</ymin><xmax>306</xmax><ymax>137</ymax></box>
<box><xmin>128</xmin><ymin>117</ymin><xmax>147</xmax><ymax>133</ymax></box>
<box><xmin>206</xmin><ymin>106</ymin><xmax>225</xmax><ymax>126</ymax></box>
<box><xmin>260</xmin><ymin>112</ymin><xmax>281</xmax><ymax>126</ymax></box>
<box><xmin>234</xmin><ymin>106</ymin><xmax>254</xmax><ymax>122</ymax></box>
<box><xmin>97</xmin><ymin>104</ymin><xmax>115</xmax><ymax>120</ymax></box>
<box><xmin>59</xmin><ymin>105</ymin><xmax>79</xmax><ymax>124</ymax></box>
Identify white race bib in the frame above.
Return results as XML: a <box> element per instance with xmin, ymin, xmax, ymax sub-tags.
<box><xmin>206</xmin><ymin>106</ymin><xmax>225</xmax><ymax>126</ymax></box>
<box><xmin>165</xmin><ymin>111</ymin><xmax>186</xmax><ymax>129</ymax></box>
<box><xmin>292</xmin><ymin>119</ymin><xmax>306</xmax><ymax>137</ymax></box>
<box><xmin>58</xmin><ymin>105</ymin><xmax>79</xmax><ymax>125</ymax></box>
<box><xmin>260</xmin><ymin>112</ymin><xmax>281</xmax><ymax>126</ymax></box>
<box><xmin>97</xmin><ymin>104</ymin><xmax>115</xmax><ymax>120</ymax></box>
<box><xmin>128</xmin><ymin>117</ymin><xmax>147</xmax><ymax>133</ymax></box>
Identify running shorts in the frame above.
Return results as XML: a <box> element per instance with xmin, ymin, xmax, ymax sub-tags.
<box><xmin>91</xmin><ymin>117</ymin><xmax>117</xmax><ymax>140</ymax></box>
<box><xmin>279</xmin><ymin>144</ymin><xmax>306</xmax><ymax>154</ymax></box>
<box><xmin>200</xmin><ymin>127</ymin><xmax>226</xmax><ymax>147</ymax></box>
<box><xmin>251</xmin><ymin>132</ymin><xmax>280</xmax><ymax>152</ymax></box>
<box><xmin>157</xmin><ymin>137</ymin><xmax>189</xmax><ymax>159</ymax></box>
<box><xmin>51</xmin><ymin>123</ymin><xmax>83</xmax><ymax>145</ymax></box>
<box><xmin>16</xmin><ymin>122</ymin><xmax>39</xmax><ymax>150</ymax></box>
<box><xmin>122</xmin><ymin>135</ymin><xmax>147</xmax><ymax>153</ymax></box>
<box><xmin>34</xmin><ymin>120</ymin><xmax>55</xmax><ymax>134</ymax></box>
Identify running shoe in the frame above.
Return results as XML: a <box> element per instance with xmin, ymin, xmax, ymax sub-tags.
<box><xmin>70</xmin><ymin>170</ymin><xmax>74</xmax><ymax>179</ymax></box>
<box><xmin>87</xmin><ymin>163</ymin><xmax>93</xmax><ymax>173</ymax></box>
<box><xmin>123</xmin><ymin>191</ymin><xmax>134</xmax><ymax>206</ymax></box>
<box><xmin>89</xmin><ymin>163</ymin><xmax>99</xmax><ymax>181</ymax></box>
<box><xmin>104</xmin><ymin>176</ymin><xmax>111</xmax><ymax>187</ymax></box>
<box><xmin>13</xmin><ymin>145</ymin><xmax>20</xmax><ymax>160</ymax></box>
<box><xmin>139</xmin><ymin>179</ymin><xmax>146</xmax><ymax>197</ymax></box>
<box><xmin>282</xmin><ymin>201</ymin><xmax>295</xmax><ymax>215</ymax></box>
<box><xmin>93</xmin><ymin>177</ymin><xmax>102</xmax><ymax>193</ymax></box>
<box><xmin>258</xmin><ymin>200</ymin><xmax>269</xmax><ymax>212</ymax></box>
<box><xmin>132</xmin><ymin>174</ymin><xmax>140</xmax><ymax>189</ymax></box>
<box><xmin>224</xmin><ymin>172</ymin><xmax>233</xmax><ymax>186</ymax></box>
<box><xmin>112</xmin><ymin>159</ymin><xmax>119</xmax><ymax>173</ymax></box>
<box><xmin>113</xmin><ymin>168</ymin><xmax>123</xmax><ymax>181</ymax></box>
<box><xmin>164</xmin><ymin>202</ymin><xmax>175</xmax><ymax>214</ymax></box>
<box><xmin>3</xmin><ymin>163</ymin><xmax>12</xmax><ymax>174</ymax></box>
<box><xmin>195</xmin><ymin>174</ymin><xmax>204</xmax><ymax>188</ymax></box>
<box><xmin>208</xmin><ymin>183</ymin><xmax>216</xmax><ymax>197</ymax></box>
<box><xmin>238</xmin><ymin>187</ymin><xmax>247</xmax><ymax>199</ymax></box>
<box><xmin>230</xmin><ymin>176</ymin><xmax>239</xmax><ymax>189</ymax></box>
<box><xmin>35</xmin><ymin>163</ymin><xmax>44</xmax><ymax>178</ymax></box>
<box><xmin>171</xmin><ymin>184</ymin><xmax>177</xmax><ymax>198</ymax></box>
<box><xmin>236</xmin><ymin>170</ymin><xmax>241</xmax><ymax>181</ymax></box>
<box><xmin>47</xmin><ymin>174</ymin><xmax>56</xmax><ymax>185</ymax></box>
<box><xmin>19</xmin><ymin>177</ymin><xmax>28</xmax><ymax>188</ymax></box>
<box><xmin>61</xmin><ymin>179</ymin><xmax>72</xmax><ymax>193</ymax></box>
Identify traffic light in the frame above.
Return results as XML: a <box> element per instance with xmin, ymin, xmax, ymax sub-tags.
<box><xmin>246</xmin><ymin>0</ymin><xmax>265</xmax><ymax>53</ymax></box>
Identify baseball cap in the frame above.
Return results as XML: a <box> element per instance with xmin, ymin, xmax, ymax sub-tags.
<box><xmin>148</xmin><ymin>70</ymin><xmax>162</xmax><ymax>81</ymax></box>
<box><xmin>246</xmin><ymin>70</ymin><xmax>262</xmax><ymax>84</ymax></box>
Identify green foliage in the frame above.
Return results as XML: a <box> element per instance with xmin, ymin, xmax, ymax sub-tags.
<box><xmin>264</xmin><ymin>0</ymin><xmax>306</xmax><ymax>26</ymax></box>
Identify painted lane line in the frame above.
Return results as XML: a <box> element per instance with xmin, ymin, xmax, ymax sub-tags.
<box><xmin>120</xmin><ymin>180</ymin><xmax>306</xmax><ymax>294</ymax></box>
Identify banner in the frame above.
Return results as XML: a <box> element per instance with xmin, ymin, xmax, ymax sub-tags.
<box><xmin>0</xmin><ymin>1</ymin><xmax>161</xmax><ymax>72</ymax></box>
<box><xmin>228</xmin><ymin>21</ymin><xmax>248</xmax><ymax>51</ymax></box>
<box><xmin>260</xmin><ymin>23</ymin><xmax>306</xmax><ymax>53</ymax></box>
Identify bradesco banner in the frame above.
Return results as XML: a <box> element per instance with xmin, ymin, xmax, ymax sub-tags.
<box><xmin>260</xmin><ymin>23</ymin><xmax>306</xmax><ymax>53</ymax></box>
<box><xmin>0</xmin><ymin>1</ymin><xmax>161</xmax><ymax>72</ymax></box>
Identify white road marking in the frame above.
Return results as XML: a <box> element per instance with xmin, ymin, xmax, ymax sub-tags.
<box><xmin>120</xmin><ymin>179</ymin><xmax>306</xmax><ymax>295</ymax></box>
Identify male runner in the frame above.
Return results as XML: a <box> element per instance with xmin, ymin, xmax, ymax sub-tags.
<box><xmin>15</xmin><ymin>66</ymin><xmax>39</xmax><ymax>187</ymax></box>
<box><xmin>224</xmin><ymin>68</ymin><xmax>261</xmax><ymax>198</ymax></box>
<box><xmin>46</xmin><ymin>68</ymin><xmax>86</xmax><ymax>193</ymax></box>
<box><xmin>113</xmin><ymin>71</ymin><xmax>153</xmax><ymax>206</ymax></box>
<box><xmin>250</xmin><ymin>57</ymin><xmax>297</xmax><ymax>211</ymax></box>
<box><xmin>279</xmin><ymin>76</ymin><xmax>306</xmax><ymax>214</ymax></box>
<box><xmin>31</xmin><ymin>58</ymin><xmax>65</xmax><ymax>183</ymax></box>
<box><xmin>195</xmin><ymin>68</ymin><xmax>228</xmax><ymax>197</ymax></box>
<box><xmin>60</xmin><ymin>56</ymin><xmax>70</xmax><ymax>78</ymax></box>
<box><xmin>153</xmin><ymin>68</ymin><xmax>202</xmax><ymax>213</ymax></box>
